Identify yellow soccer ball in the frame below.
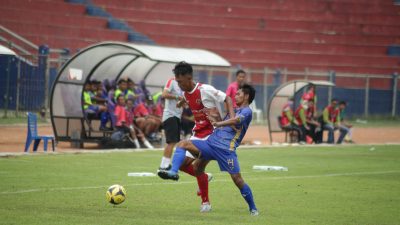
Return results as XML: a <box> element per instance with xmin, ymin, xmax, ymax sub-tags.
<box><xmin>106</xmin><ymin>184</ymin><xmax>126</xmax><ymax>205</ymax></box>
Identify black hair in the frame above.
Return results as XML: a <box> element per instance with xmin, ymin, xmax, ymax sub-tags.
<box><xmin>236</xmin><ymin>69</ymin><xmax>246</xmax><ymax>76</ymax></box>
<box><xmin>307</xmin><ymin>84</ymin><xmax>315</xmax><ymax>90</ymax></box>
<box><xmin>339</xmin><ymin>101</ymin><xmax>347</xmax><ymax>106</ymax></box>
<box><xmin>116</xmin><ymin>94</ymin><xmax>125</xmax><ymax>100</ymax></box>
<box><xmin>127</xmin><ymin>78</ymin><xmax>134</xmax><ymax>83</ymax></box>
<box><xmin>118</xmin><ymin>79</ymin><xmax>127</xmax><ymax>85</ymax></box>
<box><xmin>173</xmin><ymin>61</ymin><xmax>193</xmax><ymax>77</ymax></box>
<box><xmin>239</xmin><ymin>84</ymin><xmax>256</xmax><ymax>104</ymax></box>
<box><xmin>331</xmin><ymin>98</ymin><xmax>338</xmax><ymax>103</ymax></box>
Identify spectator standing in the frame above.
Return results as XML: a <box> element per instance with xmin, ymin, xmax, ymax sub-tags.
<box><xmin>226</xmin><ymin>69</ymin><xmax>247</xmax><ymax>108</ymax></box>
<box><xmin>158</xmin><ymin>78</ymin><xmax>184</xmax><ymax>171</ymax></box>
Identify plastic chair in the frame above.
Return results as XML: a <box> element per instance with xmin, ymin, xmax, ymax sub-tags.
<box><xmin>24</xmin><ymin>112</ymin><xmax>55</xmax><ymax>152</ymax></box>
<box><xmin>249</xmin><ymin>102</ymin><xmax>263</xmax><ymax>123</ymax></box>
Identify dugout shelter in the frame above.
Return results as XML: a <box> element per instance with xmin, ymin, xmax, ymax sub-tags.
<box><xmin>267</xmin><ymin>80</ymin><xmax>335</xmax><ymax>144</ymax></box>
<box><xmin>50</xmin><ymin>42</ymin><xmax>231</xmax><ymax>146</ymax></box>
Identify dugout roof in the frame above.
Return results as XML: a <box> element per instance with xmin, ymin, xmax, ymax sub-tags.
<box><xmin>0</xmin><ymin>45</ymin><xmax>16</xmax><ymax>55</ymax></box>
<box><xmin>267</xmin><ymin>80</ymin><xmax>335</xmax><ymax>144</ymax></box>
<box><xmin>50</xmin><ymin>41</ymin><xmax>230</xmax><ymax>142</ymax></box>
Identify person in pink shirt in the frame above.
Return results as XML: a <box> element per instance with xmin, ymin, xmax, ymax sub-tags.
<box><xmin>226</xmin><ymin>69</ymin><xmax>247</xmax><ymax>108</ymax></box>
<box><xmin>114</xmin><ymin>94</ymin><xmax>127</xmax><ymax>128</ymax></box>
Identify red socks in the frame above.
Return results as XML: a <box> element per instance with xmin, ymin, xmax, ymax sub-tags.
<box><xmin>180</xmin><ymin>164</ymin><xmax>209</xmax><ymax>203</ymax></box>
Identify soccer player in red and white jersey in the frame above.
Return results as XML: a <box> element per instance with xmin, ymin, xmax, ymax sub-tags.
<box><xmin>158</xmin><ymin>61</ymin><xmax>235</xmax><ymax>213</ymax></box>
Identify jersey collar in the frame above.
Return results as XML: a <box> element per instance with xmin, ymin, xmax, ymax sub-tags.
<box><xmin>188</xmin><ymin>82</ymin><xmax>200</xmax><ymax>94</ymax></box>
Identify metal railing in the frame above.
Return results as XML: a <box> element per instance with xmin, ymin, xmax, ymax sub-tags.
<box><xmin>0</xmin><ymin>25</ymin><xmax>70</xmax><ymax>118</ymax></box>
<box><xmin>203</xmin><ymin>67</ymin><xmax>399</xmax><ymax>118</ymax></box>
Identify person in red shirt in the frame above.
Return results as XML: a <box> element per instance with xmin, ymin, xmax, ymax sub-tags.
<box><xmin>133</xmin><ymin>97</ymin><xmax>161</xmax><ymax>143</ymax></box>
<box><xmin>112</xmin><ymin>94</ymin><xmax>130</xmax><ymax>143</ymax></box>
<box><xmin>280</xmin><ymin>97</ymin><xmax>304</xmax><ymax>143</ymax></box>
<box><xmin>114</xmin><ymin>94</ymin><xmax>127</xmax><ymax>128</ymax></box>
<box><xmin>226</xmin><ymin>69</ymin><xmax>246</xmax><ymax>108</ymax></box>
<box><xmin>294</xmin><ymin>100</ymin><xmax>321</xmax><ymax>143</ymax></box>
<box><xmin>301</xmin><ymin>84</ymin><xmax>317</xmax><ymax>112</ymax></box>
<box><xmin>321</xmin><ymin>99</ymin><xmax>348</xmax><ymax>144</ymax></box>
<box><xmin>158</xmin><ymin>61</ymin><xmax>235</xmax><ymax>213</ymax></box>
<box><xmin>125</xmin><ymin>98</ymin><xmax>154</xmax><ymax>149</ymax></box>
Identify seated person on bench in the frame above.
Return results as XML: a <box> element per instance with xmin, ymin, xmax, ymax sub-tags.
<box><xmin>280</xmin><ymin>97</ymin><xmax>305</xmax><ymax>143</ymax></box>
<box><xmin>83</xmin><ymin>81</ymin><xmax>108</xmax><ymax>130</ymax></box>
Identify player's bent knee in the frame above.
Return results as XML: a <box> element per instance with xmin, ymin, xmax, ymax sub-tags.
<box><xmin>192</xmin><ymin>163</ymin><xmax>204</xmax><ymax>176</ymax></box>
<box><xmin>176</xmin><ymin>140</ymin><xmax>190</xmax><ymax>149</ymax></box>
<box><xmin>181</xmin><ymin>157</ymin><xmax>194</xmax><ymax>168</ymax></box>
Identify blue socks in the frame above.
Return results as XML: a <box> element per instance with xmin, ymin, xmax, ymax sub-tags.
<box><xmin>240</xmin><ymin>183</ymin><xmax>257</xmax><ymax>211</ymax></box>
<box><xmin>100</xmin><ymin>112</ymin><xmax>108</xmax><ymax>127</ymax></box>
<box><xmin>170</xmin><ymin>147</ymin><xmax>186</xmax><ymax>174</ymax></box>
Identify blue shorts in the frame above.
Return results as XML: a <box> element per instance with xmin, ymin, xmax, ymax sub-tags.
<box><xmin>86</xmin><ymin>105</ymin><xmax>99</xmax><ymax>114</ymax></box>
<box><xmin>192</xmin><ymin>140</ymin><xmax>240</xmax><ymax>174</ymax></box>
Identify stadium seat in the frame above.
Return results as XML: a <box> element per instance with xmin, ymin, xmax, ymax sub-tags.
<box><xmin>93</xmin><ymin>0</ymin><xmax>399</xmax><ymax>76</ymax></box>
<box><xmin>24</xmin><ymin>112</ymin><xmax>55</xmax><ymax>152</ymax></box>
<box><xmin>249</xmin><ymin>102</ymin><xmax>263</xmax><ymax>123</ymax></box>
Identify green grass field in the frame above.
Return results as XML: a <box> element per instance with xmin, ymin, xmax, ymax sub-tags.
<box><xmin>1</xmin><ymin>145</ymin><xmax>400</xmax><ymax>225</ymax></box>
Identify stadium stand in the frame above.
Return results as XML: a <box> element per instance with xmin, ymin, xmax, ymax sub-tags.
<box><xmin>92</xmin><ymin>0</ymin><xmax>400</xmax><ymax>75</ymax></box>
<box><xmin>1</xmin><ymin>0</ymin><xmax>398</xmax><ymax>75</ymax></box>
<box><xmin>0</xmin><ymin>0</ymin><xmax>129</xmax><ymax>53</ymax></box>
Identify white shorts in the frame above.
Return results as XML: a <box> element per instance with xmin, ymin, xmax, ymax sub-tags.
<box><xmin>185</xmin><ymin>135</ymin><xmax>210</xmax><ymax>158</ymax></box>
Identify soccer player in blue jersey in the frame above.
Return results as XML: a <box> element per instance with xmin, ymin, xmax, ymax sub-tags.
<box><xmin>159</xmin><ymin>84</ymin><xmax>259</xmax><ymax>216</ymax></box>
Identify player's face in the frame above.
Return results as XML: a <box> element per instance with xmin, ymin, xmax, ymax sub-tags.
<box><xmin>235</xmin><ymin>89</ymin><xmax>246</xmax><ymax>106</ymax></box>
<box><xmin>128</xmin><ymin>81</ymin><xmax>135</xmax><ymax>90</ymax></box>
<box><xmin>126</xmin><ymin>100</ymin><xmax>133</xmax><ymax>109</ymax></box>
<box><xmin>175</xmin><ymin>74</ymin><xmax>192</xmax><ymax>92</ymax></box>
<box><xmin>236</xmin><ymin>73</ymin><xmax>246</xmax><ymax>85</ymax></box>
<box><xmin>91</xmin><ymin>83</ymin><xmax>97</xmax><ymax>92</ymax></box>
<box><xmin>119</xmin><ymin>82</ymin><xmax>127</xmax><ymax>91</ymax></box>
<box><xmin>117</xmin><ymin>96</ymin><xmax>125</xmax><ymax>105</ymax></box>
<box><xmin>84</xmin><ymin>83</ymin><xmax>91</xmax><ymax>91</ymax></box>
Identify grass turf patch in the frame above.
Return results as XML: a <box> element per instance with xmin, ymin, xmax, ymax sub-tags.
<box><xmin>0</xmin><ymin>145</ymin><xmax>399</xmax><ymax>225</ymax></box>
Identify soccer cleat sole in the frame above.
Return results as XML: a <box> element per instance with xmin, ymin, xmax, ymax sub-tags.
<box><xmin>157</xmin><ymin>170</ymin><xmax>179</xmax><ymax>181</ymax></box>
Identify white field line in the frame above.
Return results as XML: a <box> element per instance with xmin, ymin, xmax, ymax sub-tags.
<box><xmin>1</xmin><ymin>170</ymin><xmax>399</xmax><ymax>195</ymax></box>
<box><xmin>1</xmin><ymin>142</ymin><xmax>400</xmax><ymax>157</ymax></box>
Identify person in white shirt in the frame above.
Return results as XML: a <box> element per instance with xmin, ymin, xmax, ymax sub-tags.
<box><xmin>159</xmin><ymin>78</ymin><xmax>184</xmax><ymax>170</ymax></box>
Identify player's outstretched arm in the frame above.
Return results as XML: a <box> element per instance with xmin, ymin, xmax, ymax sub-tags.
<box><xmin>212</xmin><ymin>116</ymin><xmax>241</xmax><ymax>127</ymax></box>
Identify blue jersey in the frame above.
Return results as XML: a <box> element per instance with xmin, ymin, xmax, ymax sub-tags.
<box><xmin>208</xmin><ymin>106</ymin><xmax>253</xmax><ymax>151</ymax></box>
<box><xmin>192</xmin><ymin>106</ymin><xmax>253</xmax><ymax>174</ymax></box>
